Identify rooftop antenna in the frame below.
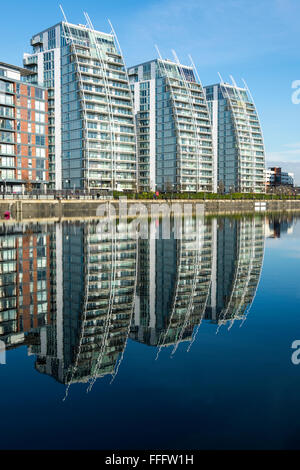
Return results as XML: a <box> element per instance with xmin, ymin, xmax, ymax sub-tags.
<box><xmin>188</xmin><ymin>54</ymin><xmax>203</xmax><ymax>86</ymax></box>
<box><xmin>59</xmin><ymin>4</ymin><xmax>68</xmax><ymax>24</ymax></box>
<box><xmin>106</xmin><ymin>17</ymin><xmax>139</xmax><ymax>192</ymax></box>
<box><xmin>242</xmin><ymin>78</ymin><xmax>255</xmax><ymax>103</ymax></box>
<box><xmin>155</xmin><ymin>44</ymin><xmax>163</xmax><ymax>61</ymax></box>
<box><xmin>171</xmin><ymin>48</ymin><xmax>179</xmax><ymax>64</ymax></box>
<box><xmin>108</xmin><ymin>19</ymin><xmax>123</xmax><ymax>58</ymax></box>
<box><xmin>242</xmin><ymin>77</ymin><xmax>266</xmax><ymax>166</ymax></box>
<box><xmin>218</xmin><ymin>72</ymin><xmax>224</xmax><ymax>84</ymax></box>
<box><xmin>230</xmin><ymin>74</ymin><xmax>238</xmax><ymax>88</ymax></box>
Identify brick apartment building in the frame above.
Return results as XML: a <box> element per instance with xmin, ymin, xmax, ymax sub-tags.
<box><xmin>0</xmin><ymin>62</ymin><xmax>48</xmax><ymax>194</ymax></box>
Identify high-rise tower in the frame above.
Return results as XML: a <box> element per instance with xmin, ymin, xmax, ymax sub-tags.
<box><xmin>204</xmin><ymin>80</ymin><xmax>266</xmax><ymax>194</ymax></box>
<box><xmin>24</xmin><ymin>14</ymin><xmax>137</xmax><ymax>191</ymax></box>
<box><xmin>0</xmin><ymin>62</ymin><xmax>48</xmax><ymax>193</ymax></box>
<box><xmin>128</xmin><ymin>56</ymin><xmax>214</xmax><ymax>192</ymax></box>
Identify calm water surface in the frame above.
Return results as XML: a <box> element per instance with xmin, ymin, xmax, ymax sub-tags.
<box><xmin>0</xmin><ymin>213</ymin><xmax>300</xmax><ymax>450</ymax></box>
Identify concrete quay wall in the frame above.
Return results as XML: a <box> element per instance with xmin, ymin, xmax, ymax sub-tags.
<box><xmin>1</xmin><ymin>198</ymin><xmax>300</xmax><ymax>221</ymax></box>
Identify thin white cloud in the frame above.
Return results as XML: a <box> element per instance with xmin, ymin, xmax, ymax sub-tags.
<box><xmin>267</xmin><ymin>152</ymin><xmax>300</xmax><ymax>162</ymax></box>
<box><xmin>284</xmin><ymin>142</ymin><xmax>300</xmax><ymax>149</ymax></box>
<box><xmin>266</xmin><ymin>142</ymin><xmax>300</xmax><ymax>162</ymax></box>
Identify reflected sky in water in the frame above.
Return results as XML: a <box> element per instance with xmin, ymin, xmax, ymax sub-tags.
<box><xmin>0</xmin><ymin>214</ymin><xmax>299</xmax><ymax>449</ymax></box>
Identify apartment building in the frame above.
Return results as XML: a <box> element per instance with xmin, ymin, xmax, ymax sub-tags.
<box><xmin>128</xmin><ymin>58</ymin><xmax>214</xmax><ymax>192</ymax></box>
<box><xmin>204</xmin><ymin>81</ymin><xmax>265</xmax><ymax>193</ymax></box>
<box><xmin>24</xmin><ymin>18</ymin><xmax>137</xmax><ymax>191</ymax></box>
<box><xmin>266</xmin><ymin>167</ymin><xmax>294</xmax><ymax>189</ymax></box>
<box><xmin>0</xmin><ymin>62</ymin><xmax>48</xmax><ymax>193</ymax></box>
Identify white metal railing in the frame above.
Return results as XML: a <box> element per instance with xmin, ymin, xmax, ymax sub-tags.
<box><xmin>155</xmin><ymin>48</ymin><xmax>184</xmax><ymax>191</ymax></box>
<box><xmin>230</xmin><ymin>76</ymin><xmax>256</xmax><ymax>192</ymax></box>
<box><xmin>108</xmin><ymin>19</ymin><xmax>138</xmax><ymax>192</ymax></box>
<box><xmin>60</xmin><ymin>6</ymin><xmax>90</xmax><ymax>191</ymax></box>
<box><xmin>84</xmin><ymin>12</ymin><xmax>116</xmax><ymax>191</ymax></box>
<box><xmin>171</xmin><ymin>50</ymin><xmax>202</xmax><ymax>191</ymax></box>
<box><xmin>87</xmin><ymin>214</ymin><xmax>117</xmax><ymax>392</ymax></box>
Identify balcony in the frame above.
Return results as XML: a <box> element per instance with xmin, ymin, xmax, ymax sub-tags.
<box><xmin>31</xmin><ymin>36</ymin><xmax>43</xmax><ymax>47</ymax></box>
<box><xmin>23</xmin><ymin>56</ymin><xmax>37</xmax><ymax>68</ymax></box>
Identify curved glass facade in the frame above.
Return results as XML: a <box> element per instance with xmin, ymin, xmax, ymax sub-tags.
<box><xmin>129</xmin><ymin>59</ymin><xmax>213</xmax><ymax>192</ymax></box>
<box><xmin>205</xmin><ymin>82</ymin><xmax>266</xmax><ymax>193</ymax></box>
<box><xmin>24</xmin><ymin>20</ymin><xmax>137</xmax><ymax>191</ymax></box>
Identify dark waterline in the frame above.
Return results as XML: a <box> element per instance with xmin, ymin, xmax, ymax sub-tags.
<box><xmin>0</xmin><ymin>213</ymin><xmax>300</xmax><ymax>450</ymax></box>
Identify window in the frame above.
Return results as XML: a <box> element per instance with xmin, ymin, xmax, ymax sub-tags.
<box><xmin>0</xmin><ymin>118</ymin><xmax>13</xmax><ymax>130</ymax></box>
<box><xmin>0</xmin><ymin>106</ymin><xmax>13</xmax><ymax>118</ymax></box>
<box><xmin>0</xmin><ymin>81</ymin><xmax>13</xmax><ymax>93</ymax></box>
<box><xmin>48</xmin><ymin>28</ymin><xmax>56</xmax><ymax>49</ymax></box>
<box><xmin>36</xmin><ymin>147</ymin><xmax>45</xmax><ymax>158</ymax></box>
<box><xmin>35</xmin><ymin>136</ymin><xmax>45</xmax><ymax>146</ymax></box>
<box><xmin>0</xmin><ymin>94</ymin><xmax>13</xmax><ymax>105</ymax></box>
<box><xmin>35</xmin><ymin>124</ymin><xmax>45</xmax><ymax>135</ymax></box>
<box><xmin>0</xmin><ymin>131</ymin><xmax>13</xmax><ymax>143</ymax></box>
<box><xmin>0</xmin><ymin>157</ymin><xmax>14</xmax><ymax>167</ymax></box>
<box><xmin>35</xmin><ymin>112</ymin><xmax>45</xmax><ymax>123</ymax></box>
<box><xmin>35</xmin><ymin>88</ymin><xmax>44</xmax><ymax>99</ymax></box>
<box><xmin>35</xmin><ymin>101</ymin><xmax>45</xmax><ymax>111</ymax></box>
<box><xmin>0</xmin><ymin>169</ymin><xmax>14</xmax><ymax>180</ymax></box>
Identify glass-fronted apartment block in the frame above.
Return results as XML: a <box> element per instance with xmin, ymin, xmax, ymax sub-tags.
<box><xmin>128</xmin><ymin>59</ymin><xmax>213</xmax><ymax>192</ymax></box>
<box><xmin>0</xmin><ymin>62</ymin><xmax>48</xmax><ymax>193</ymax></box>
<box><xmin>24</xmin><ymin>19</ymin><xmax>137</xmax><ymax>191</ymax></box>
<box><xmin>204</xmin><ymin>82</ymin><xmax>265</xmax><ymax>193</ymax></box>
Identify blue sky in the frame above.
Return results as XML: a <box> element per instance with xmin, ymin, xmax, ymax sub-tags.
<box><xmin>1</xmin><ymin>0</ymin><xmax>300</xmax><ymax>180</ymax></box>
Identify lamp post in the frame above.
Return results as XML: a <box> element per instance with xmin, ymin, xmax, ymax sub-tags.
<box><xmin>65</xmin><ymin>179</ymin><xmax>70</xmax><ymax>199</ymax></box>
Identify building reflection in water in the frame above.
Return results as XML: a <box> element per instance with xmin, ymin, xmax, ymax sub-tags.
<box><xmin>265</xmin><ymin>215</ymin><xmax>294</xmax><ymax>238</ymax></box>
<box><xmin>207</xmin><ymin>217</ymin><xmax>265</xmax><ymax>330</ymax></box>
<box><xmin>0</xmin><ymin>223</ymin><xmax>52</xmax><ymax>350</ymax></box>
<box><xmin>35</xmin><ymin>222</ymin><xmax>138</xmax><ymax>394</ymax></box>
<box><xmin>0</xmin><ymin>215</ymin><xmax>270</xmax><ymax>389</ymax></box>
<box><xmin>131</xmin><ymin>217</ymin><xmax>213</xmax><ymax>356</ymax></box>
